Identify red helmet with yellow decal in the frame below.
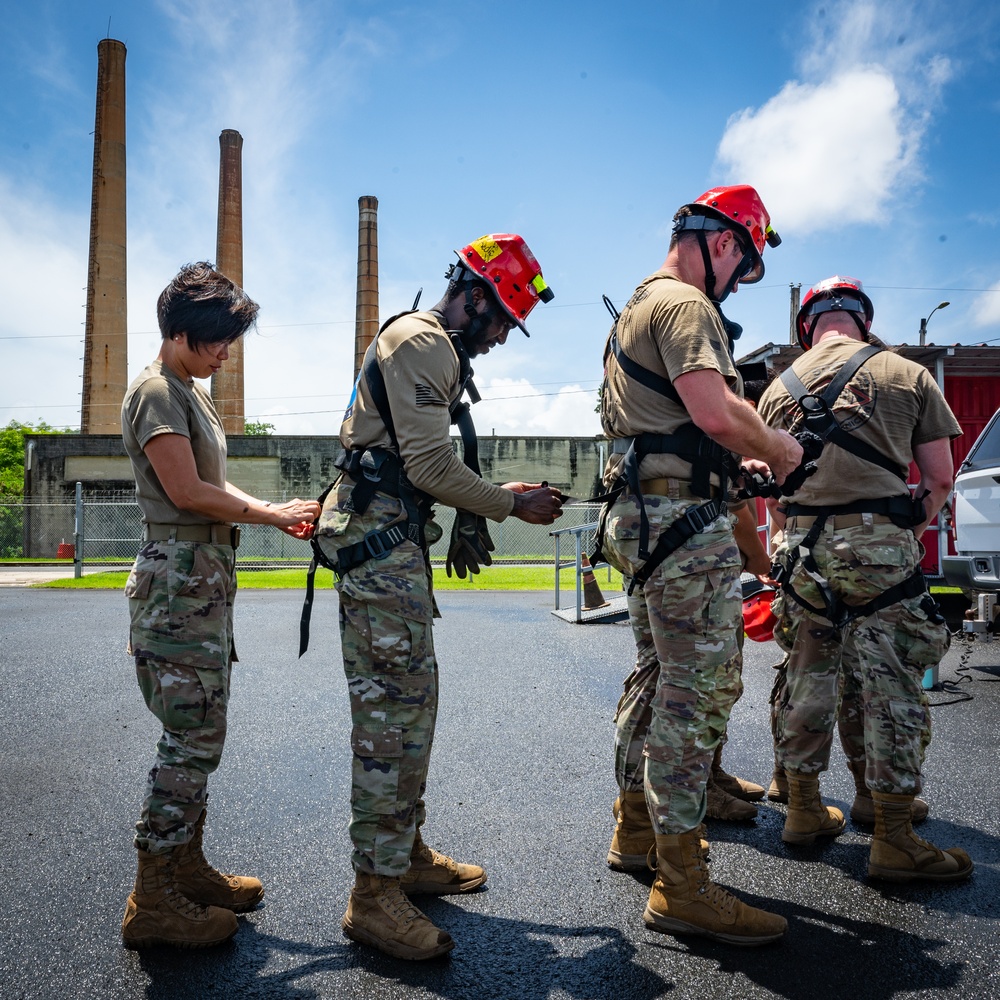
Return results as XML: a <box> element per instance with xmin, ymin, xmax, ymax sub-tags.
<box><xmin>454</xmin><ymin>234</ymin><xmax>554</xmax><ymax>336</ymax></box>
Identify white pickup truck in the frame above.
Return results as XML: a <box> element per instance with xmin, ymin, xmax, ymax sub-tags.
<box><xmin>942</xmin><ymin>406</ymin><xmax>1000</xmax><ymax>638</ymax></box>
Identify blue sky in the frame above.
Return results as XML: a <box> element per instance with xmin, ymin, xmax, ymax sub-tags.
<box><xmin>2</xmin><ymin>0</ymin><xmax>1000</xmax><ymax>436</ymax></box>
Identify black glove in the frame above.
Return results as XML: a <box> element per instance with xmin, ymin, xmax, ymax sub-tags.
<box><xmin>446</xmin><ymin>510</ymin><xmax>495</xmax><ymax>578</ymax></box>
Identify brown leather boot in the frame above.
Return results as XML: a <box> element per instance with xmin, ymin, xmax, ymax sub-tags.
<box><xmin>607</xmin><ymin>791</ymin><xmax>655</xmax><ymax>871</ymax></box>
<box><xmin>782</xmin><ymin>772</ymin><xmax>846</xmax><ymax>845</ymax></box>
<box><xmin>868</xmin><ymin>792</ymin><xmax>973</xmax><ymax>883</ymax></box>
<box><xmin>121</xmin><ymin>848</ymin><xmax>238</xmax><ymax>949</ymax></box>
<box><xmin>643</xmin><ymin>831</ymin><xmax>786</xmax><ymax>946</ymax></box>
<box><xmin>706</xmin><ymin>776</ymin><xmax>758</xmax><ymax>821</ymax></box>
<box><xmin>844</xmin><ymin>761</ymin><xmax>929</xmax><ymax>825</ymax></box>
<box><xmin>711</xmin><ymin>745</ymin><xmax>766</xmax><ymax>801</ymax></box>
<box><xmin>767</xmin><ymin>762</ymin><xmax>788</xmax><ymax>803</ymax></box>
<box><xmin>399</xmin><ymin>831</ymin><xmax>486</xmax><ymax>895</ymax></box>
<box><xmin>172</xmin><ymin>809</ymin><xmax>264</xmax><ymax>912</ymax></box>
<box><xmin>342</xmin><ymin>872</ymin><xmax>455</xmax><ymax>960</ymax></box>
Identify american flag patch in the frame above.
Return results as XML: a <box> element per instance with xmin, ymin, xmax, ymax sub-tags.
<box><xmin>415</xmin><ymin>383</ymin><xmax>446</xmax><ymax>406</ymax></box>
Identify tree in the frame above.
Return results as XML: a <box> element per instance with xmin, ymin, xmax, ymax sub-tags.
<box><xmin>0</xmin><ymin>420</ymin><xmax>76</xmax><ymax>497</ymax></box>
<box><xmin>243</xmin><ymin>419</ymin><xmax>275</xmax><ymax>437</ymax></box>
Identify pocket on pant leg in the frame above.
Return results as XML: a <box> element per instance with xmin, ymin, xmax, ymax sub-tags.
<box><xmin>136</xmin><ymin>658</ymin><xmax>220</xmax><ymax>731</ymax></box>
<box><xmin>645</xmin><ymin>682</ymin><xmax>700</xmax><ymax>768</ymax></box>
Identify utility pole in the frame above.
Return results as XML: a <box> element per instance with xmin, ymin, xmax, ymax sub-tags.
<box><xmin>789</xmin><ymin>283</ymin><xmax>801</xmax><ymax>345</ymax></box>
<box><xmin>919</xmin><ymin>300</ymin><xmax>950</xmax><ymax>346</ymax></box>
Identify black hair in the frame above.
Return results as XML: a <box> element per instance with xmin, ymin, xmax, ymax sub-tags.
<box><xmin>157</xmin><ymin>262</ymin><xmax>259</xmax><ymax>348</ymax></box>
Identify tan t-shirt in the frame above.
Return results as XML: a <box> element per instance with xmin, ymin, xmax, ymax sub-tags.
<box><xmin>601</xmin><ymin>271</ymin><xmax>739</xmax><ymax>485</ymax></box>
<box><xmin>756</xmin><ymin>336</ymin><xmax>961</xmax><ymax>506</ymax></box>
<box><xmin>121</xmin><ymin>359</ymin><xmax>228</xmax><ymax>525</ymax></box>
<box><xmin>340</xmin><ymin>311</ymin><xmax>515</xmax><ymax>522</ymax></box>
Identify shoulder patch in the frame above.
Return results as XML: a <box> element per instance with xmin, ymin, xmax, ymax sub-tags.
<box><xmin>415</xmin><ymin>383</ymin><xmax>447</xmax><ymax>407</ymax></box>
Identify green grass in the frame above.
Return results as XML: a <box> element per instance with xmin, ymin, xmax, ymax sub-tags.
<box><xmin>38</xmin><ymin>565</ymin><xmax>626</xmax><ymax>592</ymax></box>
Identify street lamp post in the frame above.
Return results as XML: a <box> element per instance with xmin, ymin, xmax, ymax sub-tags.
<box><xmin>918</xmin><ymin>300</ymin><xmax>950</xmax><ymax>346</ymax></box>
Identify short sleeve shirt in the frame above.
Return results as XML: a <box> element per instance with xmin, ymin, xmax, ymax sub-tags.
<box><xmin>756</xmin><ymin>337</ymin><xmax>961</xmax><ymax>506</ymax></box>
<box><xmin>121</xmin><ymin>360</ymin><xmax>228</xmax><ymax>525</ymax></box>
<box><xmin>601</xmin><ymin>271</ymin><xmax>739</xmax><ymax>484</ymax></box>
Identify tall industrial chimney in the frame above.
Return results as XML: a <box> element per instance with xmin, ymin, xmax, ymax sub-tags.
<box><xmin>211</xmin><ymin>129</ymin><xmax>245</xmax><ymax>433</ymax></box>
<box><xmin>354</xmin><ymin>196</ymin><xmax>379</xmax><ymax>380</ymax></box>
<box><xmin>81</xmin><ymin>38</ymin><xmax>127</xmax><ymax>435</ymax></box>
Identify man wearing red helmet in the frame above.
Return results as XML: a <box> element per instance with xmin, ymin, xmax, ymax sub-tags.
<box><xmin>312</xmin><ymin>235</ymin><xmax>562</xmax><ymax>960</ymax></box>
<box><xmin>757</xmin><ymin>276</ymin><xmax>971</xmax><ymax>883</ymax></box>
<box><xmin>596</xmin><ymin>185</ymin><xmax>803</xmax><ymax>945</ymax></box>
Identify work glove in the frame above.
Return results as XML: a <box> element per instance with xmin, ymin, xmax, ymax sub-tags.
<box><xmin>446</xmin><ymin>509</ymin><xmax>495</xmax><ymax>578</ymax></box>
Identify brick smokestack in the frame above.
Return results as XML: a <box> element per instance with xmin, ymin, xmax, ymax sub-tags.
<box><xmin>81</xmin><ymin>39</ymin><xmax>127</xmax><ymax>435</ymax></box>
<box><xmin>211</xmin><ymin>129</ymin><xmax>245</xmax><ymax>433</ymax></box>
<box><xmin>354</xmin><ymin>196</ymin><xmax>379</xmax><ymax>380</ymax></box>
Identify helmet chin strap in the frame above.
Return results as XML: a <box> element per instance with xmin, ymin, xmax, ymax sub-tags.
<box><xmin>461</xmin><ymin>287</ymin><xmax>498</xmax><ymax>352</ymax></box>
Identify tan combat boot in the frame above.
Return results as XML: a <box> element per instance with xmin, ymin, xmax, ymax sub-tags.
<box><xmin>711</xmin><ymin>745</ymin><xmax>766</xmax><ymax>802</ymax></box>
<box><xmin>844</xmin><ymin>760</ymin><xmax>929</xmax><ymax>825</ymax></box>
<box><xmin>607</xmin><ymin>791</ymin><xmax>655</xmax><ymax>871</ymax></box>
<box><xmin>706</xmin><ymin>776</ymin><xmax>758</xmax><ymax>821</ymax></box>
<box><xmin>121</xmin><ymin>848</ymin><xmax>238</xmax><ymax>949</ymax></box>
<box><xmin>398</xmin><ymin>831</ymin><xmax>486</xmax><ymax>895</ymax></box>
<box><xmin>868</xmin><ymin>792</ymin><xmax>973</xmax><ymax>883</ymax></box>
<box><xmin>781</xmin><ymin>772</ymin><xmax>846</xmax><ymax>845</ymax></box>
<box><xmin>172</xmin><ymin>809</ymin><xmax>264</xmax><ymax>912</ymax></box>
<box><xmin>342</xmin><ymin>872</ymin><xmax>455</xmax><ymax>960</ymax></box>
<box><xmin>643</xmin><ymin>831</ymin><xmax>787</xmax><ymax>946</ymax></box>
<box><xmin>767</xmin><ymin>761</ymin><xmax>788</xmax><ymax>803</ymax></box>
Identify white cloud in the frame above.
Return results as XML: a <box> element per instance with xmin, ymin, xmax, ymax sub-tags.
<box><xmin>715</xmin><ymin>0</ymin><xmax>953</xmax><ymax>234</ymax></box>
<box><xmin>971</xmin><ymin>281</ymin><xmax>1000</xmax><ymax>328</ymax></box>
<box><xmin>473</xmin><ymin>378</ymin><xmax>602</xmax><ymax>438</ymax></box>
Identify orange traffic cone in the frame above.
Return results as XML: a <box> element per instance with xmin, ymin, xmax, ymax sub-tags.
<box><xmin>581</xmin><ymin>554</ymin><xmax>609</xmax><ymax>610</ymax></box>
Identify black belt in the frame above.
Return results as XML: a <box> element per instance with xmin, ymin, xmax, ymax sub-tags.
<box><xmin>143</xmin><ymin>523</ymin><xmax>241</xmax><ymax>548</ymax></box>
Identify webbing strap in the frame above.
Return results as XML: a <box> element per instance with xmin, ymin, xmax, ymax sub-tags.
<box><xmin>628</xmin><ymin>499</ymin><xmax>725</xmax><ymax>595</ymax></box>
<box><xmin>610</xmin><ymin>329</ymin><xmax>681</xmax><ymax>403</ymax></box>
<box><xmin>780</xmin><ymin>344</ymin><xmax>907</xmax><ymax>482</ymax></box>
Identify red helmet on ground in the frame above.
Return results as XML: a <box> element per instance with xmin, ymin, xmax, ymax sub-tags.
<box><xmin>742</xmin><ymin>574</ymin><xmax>778</xmax><ymax>642</ymax></box>
<box><xmin>674</xmin><ymin>185</ymin><xmax>781</xmax><ymax>285</ymax></box>
<box><xmin>454</xmin><ymin>234</ymin><xmax>554</xmax><ymax>336</ymax></box>
<box><xmin>795</xmin><ymin>275</ymin><xmax>874</xmax><ymax>349</ymax></box>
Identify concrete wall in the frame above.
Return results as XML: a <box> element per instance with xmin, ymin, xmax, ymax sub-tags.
<box><xmin>22</xmin><ymin>434</ymin><xmax>607</xmax><ymax>557</ymax></box>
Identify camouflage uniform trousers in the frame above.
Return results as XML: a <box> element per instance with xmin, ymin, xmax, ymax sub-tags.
<box><xmin>125</xmin><ymin>539</ymin><xmax>237</xmax><ymax>854</ymax></box>
<box><xmin>769</xmin><ymin>639</ymin><xmax>869</xmax><ymax>772</ymax></box>
<box><xmin>772</xmin><ymin>519</ymin><xmax>947</xmax><ymax>794</ymax></box>
<box><xmin>602</xmin><ymin>494</ymin><xmax>743</xmax><ymax>835</ymax></box>
<box><xmin>317</xmin><ymin>480</ymin><xmax>442</xmax><ymax>877</ymax></box>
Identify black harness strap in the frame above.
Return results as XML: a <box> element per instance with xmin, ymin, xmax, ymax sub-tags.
<box><xmin>770</xmin><ymin>343</ymin><xmax>931</xmax><ymax>632</ymax></box>
<box><xmin>779</xmin><ymin>344</ymin><xmax>908</xmax><ymax>482</ymax></box>
<box><xmin>300</xmin><ymin>313</ymin><xmax>484</xmax><ymax>656</ymax></box>
<box><xmin>593</xmin><ymin>301</ymin><xmax>737</xmax><ymax>582</ymax></box>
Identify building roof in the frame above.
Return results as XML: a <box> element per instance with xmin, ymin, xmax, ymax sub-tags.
<box><xmin>737</xmin><ymin>341</ymin><xmax>1000</xmax><ymax>380</ymax></box>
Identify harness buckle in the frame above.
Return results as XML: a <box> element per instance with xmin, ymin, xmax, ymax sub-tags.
<box><xmin>683</xmin><ymin>501</ymin><xmax>716</xmax><ymax>533</ymax></box>
<box><xmin>363</xmin><ymin>526</ymin><xmax>403</xmax><ymax>560</ymax></box>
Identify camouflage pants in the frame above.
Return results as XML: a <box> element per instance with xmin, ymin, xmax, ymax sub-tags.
<box><xmin>339</xmin><ymin>591</ymin><xmax>438</xmax><ymax>876</ymax></box>
<box><xmin>317</xmin><ymin>482</ymin><xmax>442</xmax><ymax>877</ymax></box>
<box><xmin>772</xmin><ymin>519</ymin><xmax>948</xmax><ymax>794</ymax></box>
<box><xmin>769</xmin><ymin>642</ymin><xmax>866</xmax><ymax>771</ymax></box>
<box><xmin>603</xmin><ymin>495</ymin><xmax>743</xmax><ymax>835</ymax></box>
<box><xmin>125</xmin><ymin>539</ymin><xmax>237</xmax><ymax>854</ymax></box>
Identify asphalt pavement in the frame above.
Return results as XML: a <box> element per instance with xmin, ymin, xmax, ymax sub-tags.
<box><xmin>1</xmin><ymin>586</ymin><xmax>999</xmax><ymax>1000</ymax></box>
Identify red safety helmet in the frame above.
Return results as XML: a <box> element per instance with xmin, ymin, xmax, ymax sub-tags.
<box><xmin>742</xmin><ymin>575</ymin><xmax>778</xmax><ymax>643</ymax></box>
<box><xmin>454</xmin><ymin>234</ymin><xmax>554</xmax><ymax>336</ymax></box>
<box><xmin>796</xmin><ymin>275</ymin><xmax>874</xmax><ymax>349</ymax></box>
<box><xmin>674</xmin><ymin>185</ymin><xmax>781</xmax><ymax>285</ymax></box>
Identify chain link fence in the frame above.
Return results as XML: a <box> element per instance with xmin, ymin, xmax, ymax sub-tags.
<box><xmin>2</xmin><ymin>492</ymin><xmax>604</xmax><ymax>570</ymax></box>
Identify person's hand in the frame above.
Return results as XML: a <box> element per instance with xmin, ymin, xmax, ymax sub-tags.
<box><xmin>501</xmin><ymin>481</ymin><xmax>544</xmax><ymax>494</ymax></box>
<box><xmin>508</xmin><ymin>485</ymin><xmax>563</xmax><ymax>525</ymax></box>
<box><xmin>767</xmin><ymin>430</ymin><xmax>804</xmax><ymax>485</ymax></box>
<box><xmin>446</xmin><ymin>510</ymin><xmax>495</xmax><ymax>578</ymax></box>
<box><xmin>269</xmin><ymin>498</ymin><xmax>321</xmax><ymax>531</ymax></box>
<box><xmin>281</xmin><ymin>521</ymin><xmax>316</xmax><ymax>540</ymax></box>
